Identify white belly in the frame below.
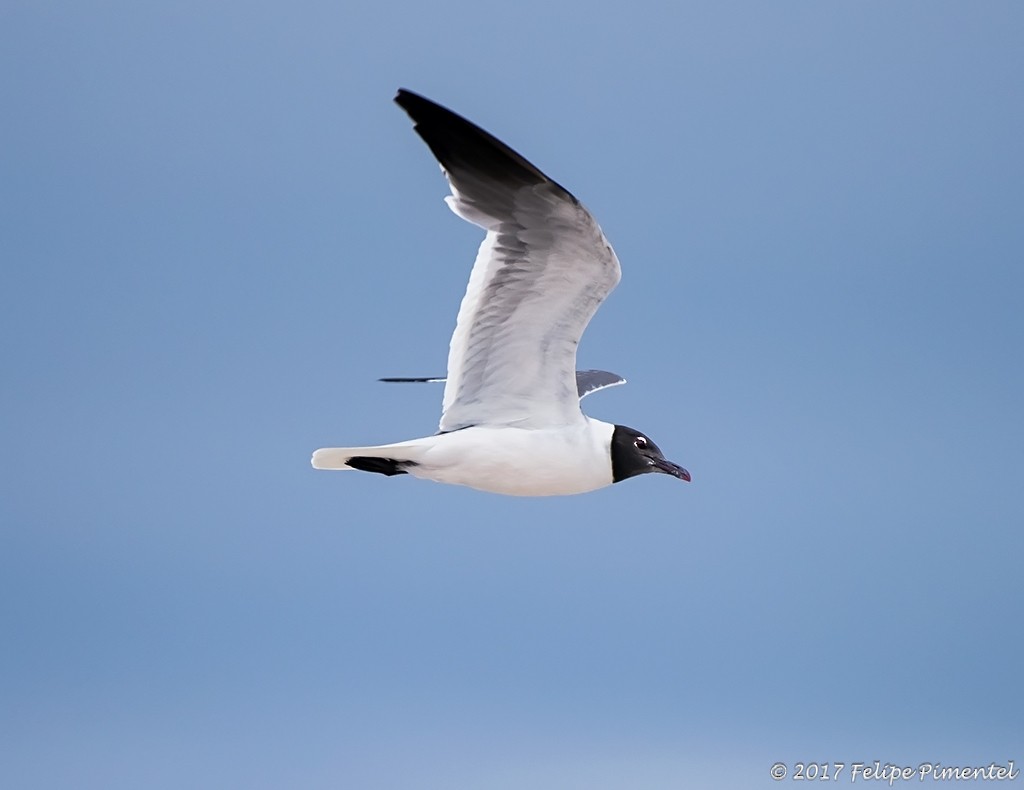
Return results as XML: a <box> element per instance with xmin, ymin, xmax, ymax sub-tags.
<box><xmin>407</xmin><ymin>421</ymin><xmax>615</xmax><ymax>496</ymax></box>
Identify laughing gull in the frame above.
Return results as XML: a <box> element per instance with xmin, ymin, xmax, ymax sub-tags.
<box><xmin>311</xmin><ymin>89</ymin><xmax>690</xmax><ymax>496</ymax></box>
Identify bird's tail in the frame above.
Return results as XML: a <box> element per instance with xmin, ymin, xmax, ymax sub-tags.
<box><xmin>311</xmin><ymin>441</ymin><xmax>426</xmax><ymax>477</ymax></box>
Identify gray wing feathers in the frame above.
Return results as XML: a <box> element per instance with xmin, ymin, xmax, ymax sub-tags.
<box><xmin>575</xmin><ymin>370</ymin><xmax>627</xmax><ymax>398</ymax></box>
<box><xmin>440</xmin><ymin>193</ymin><xmax>619</xmax><ymax>430</ymax></box>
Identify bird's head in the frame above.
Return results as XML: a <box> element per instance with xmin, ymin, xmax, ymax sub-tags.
<box><xmin>610</xmin><ymin>424</ymin><xmax>690</xmax><ymax>484</ymax></box>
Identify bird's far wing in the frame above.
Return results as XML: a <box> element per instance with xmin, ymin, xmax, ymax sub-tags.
<box><xmin>394</xmin><ymin>89</ymin><xmax>622</xmax><ymax>432</ymax></box>
<box><xmin>380</xmin><ymin>369</ymin><xmax>626</xmax><ymax>401</ymax></box>
<box><xmin>574</xmin><ymin>369</ymin><xmax>627</xmax><ymax>399</ymax></box>
<box><xmin>378</xmin><ymin>377</ymin><xmax>447</xmax><ymax>384</ymax></box>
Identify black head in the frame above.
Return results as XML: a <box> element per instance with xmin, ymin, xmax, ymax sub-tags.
<box><xmin>610</xmin><ymin>425</ymin><xmax>691</xmax><ymax>484</ymax></box>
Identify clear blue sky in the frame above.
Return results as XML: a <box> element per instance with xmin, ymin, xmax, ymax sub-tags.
<box><xmin>2</xmin><ymin>2</ymin><xmax>1022</xmax><ymax>788</ymax></box>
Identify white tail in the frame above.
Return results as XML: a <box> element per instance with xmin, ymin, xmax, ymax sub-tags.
<box><xmin>311</xmin><ymin>440</ymin><xmax>427</xmax><ymax>471</ymax></box>
<box><xmin>310</xmin><ymin>448</ymin><xmax>361</xmax><ymax>470</ymax></box>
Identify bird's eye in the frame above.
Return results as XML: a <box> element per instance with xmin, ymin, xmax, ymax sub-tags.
<box><xmin>634</xmin><ymin>436</ymin><xmax>647</xmax><ymax>449</ymax></box>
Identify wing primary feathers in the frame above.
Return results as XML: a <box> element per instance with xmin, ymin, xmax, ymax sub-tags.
<box><xmin>394</xmin><ymin>88</ymin><xmax>574</xmax><ymax>199</ymax></box>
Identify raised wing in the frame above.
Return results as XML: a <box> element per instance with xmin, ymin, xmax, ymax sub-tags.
<box><xmin>380</xmin><ymin>369</ymin><xmax>626</xmax><ymax>401</ymax></box>
<box><xmin>394</xmin><ymin>90</ymin><xmax>622</xmax><ymax>432</ymax></box>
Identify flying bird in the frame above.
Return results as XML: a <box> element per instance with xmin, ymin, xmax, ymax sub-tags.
<box><xmin>311</xmin><ymin>89</ymin><xmax>690</xmax><ymax>496</ymax></box>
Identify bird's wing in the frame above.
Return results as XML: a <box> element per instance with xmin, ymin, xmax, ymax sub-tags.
<box><xmin>573</xmin><ymin>369</ymin><xmax>627</xmax><ymax>399</ymax></box>
<box><xmin>394</xmin><ymin>89</ymin><xmax>621</xmax><ymax>432</ymax></box>
<box><xmin>380</xmin><ymin>369</ymin><xmax>626</xmax><ymax>401</ymax></box>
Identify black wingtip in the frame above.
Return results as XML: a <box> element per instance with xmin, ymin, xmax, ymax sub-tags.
<box><xmin>378</xmin><ymin>377</ymin><xmax>445</xmax><ymax>383</ymax></box>
<box><xmin>394</xmin><ymin>87</ymin><xmax>427</xmax><ymax>109</ymax></box>
<box><xmin>393</xmin><ymin>87</ymin><xmax>571</xmax><ymax>196</ymax></box>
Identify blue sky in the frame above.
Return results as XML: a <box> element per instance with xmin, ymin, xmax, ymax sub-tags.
<box><xmin>2</xmin><ymin>2</ymin><xmax>1022</xmax><ymax>788</ymax></box>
